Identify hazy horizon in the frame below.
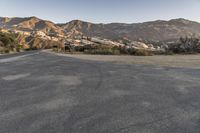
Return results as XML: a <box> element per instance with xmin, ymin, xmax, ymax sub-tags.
<box><xmin>0</xmin><ymin>16</ymin><xmax>198</xmax><ymax>25</ymax></box>
<box><xmin>0</xmin><ymin>0</ymin><xmax>200</xmax><ymax>23</ymax></box>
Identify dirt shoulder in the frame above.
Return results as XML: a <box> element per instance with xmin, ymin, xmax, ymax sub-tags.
<box><xmin>46</xmin><ymin>50</ymin><xmax>200</xmax><ymax>69</ymax></box>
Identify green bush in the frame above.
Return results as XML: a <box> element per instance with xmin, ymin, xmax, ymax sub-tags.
<box><xmin>4</xmin><ymin>48</ymin><xmax>10</xmax><ymax>53</ymax></box>
<box><xmin>74</xmin><ymin>46</ymin><xmax>85</xmax><ymax>52</ymax></box>
<box><xmin>0</xmin><ymin>32</ymin><xmax>20</xmax><ymax>52</ymax></box>
<box><xmin>119</xmin><ymin>46</ymin><xmax>129</xmax><ymax>54</ymax></box>
<box><xmin>0</xmin><ymin>47</ymin><xmax>10</xmax><ymax>54</ymax></box>
<box><xmin>84</xmin><ymin>49</ymin><xmax>120</xmax><ymax>55</ymax></box>
<box><xmin>168</xmin><ymin>37</ymin><xmax>200</xmax><ymax>54</ymax></box>
<box><xmin>134</xmin><ymin>49</ymin><xmax>153</xmax><ymax>56</ymax></box>
<box><xmin>52</xmin><ymin>48</ymin><xmax>60</xmax><ymax>53</ymax></box>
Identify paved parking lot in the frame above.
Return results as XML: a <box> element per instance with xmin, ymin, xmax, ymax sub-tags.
<box><xmin>0</xmin><ymin>51</ymin><xmax>200</xmax><ymax>133</ymax></box>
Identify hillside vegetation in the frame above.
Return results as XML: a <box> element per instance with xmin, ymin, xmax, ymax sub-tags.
<box><xmin>0</xmin><ymin>32</ymin><xmax>21</xmax><ymax>53</ymax></box>
<box><xmin>1</xmin><ymin>17</ymin><xmax>200</xmax><ymax>55</ymax></box>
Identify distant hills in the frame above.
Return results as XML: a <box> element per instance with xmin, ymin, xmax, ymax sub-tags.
<box><xmin>59</xmin><ymin>19</ymin><xmax>200</xmax><ymax>42</ymax></box>
<box><xmin>1</xmin><ymin>16</ymin><xmax>200</xmax><ymax>42</ymax></box>
<box><xmin>0</xmin><ymin>17</ymin><xmax>64</xmax><ymax>35</ymax></box>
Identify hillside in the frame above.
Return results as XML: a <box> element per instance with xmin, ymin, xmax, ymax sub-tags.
<box><xmin>58</xmin><ymin>18</ymin><xmax>200</xmax><ymax>42</ymax></box>
<box><xmin>0</xmin><ymin>17</ymin><xmax>64</xmax><ymax>35</ymax></box>
<box><xmin>1</xmin><ymin>17</ymin><xmax>200</xmax><ymax>45</ymax></box>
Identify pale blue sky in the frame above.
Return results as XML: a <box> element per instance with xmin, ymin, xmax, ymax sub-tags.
<box><xmin>0</xmin><ymin>0</ymin><xmax>199</xmax><ymax>23</ymax></box>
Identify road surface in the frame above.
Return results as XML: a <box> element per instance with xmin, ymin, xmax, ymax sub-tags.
<box><xmin>0</xmin><ymin>51</ymin><xmax>200</xmax><ymax>133</ymax></box>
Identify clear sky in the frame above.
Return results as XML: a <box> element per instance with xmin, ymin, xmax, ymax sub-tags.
<box><xmin>0</xmin><ymin>0</ymin><xmax>199</xmax><ymax>23</ymax></box>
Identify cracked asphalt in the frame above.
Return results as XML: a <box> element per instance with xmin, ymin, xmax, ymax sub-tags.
<box><xmin>0</xmin><ymin>51</ymin><xmax>200</xmax><ymax>133</ymax></box>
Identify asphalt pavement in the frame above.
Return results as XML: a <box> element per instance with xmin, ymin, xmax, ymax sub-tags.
<box><xmin>0</xmin><ymin>51</ymin><xmax>200</xmax><ymax>133</ymax></box>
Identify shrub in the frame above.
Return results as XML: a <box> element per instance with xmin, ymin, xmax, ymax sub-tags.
<box><xmin>84</xmin><ymin>49</ymin><xmax>120</xmax><ymax>55</ymax></box>
<box><xmin>167</xmin><ymin>37</ymin><xmax>200</xmax><ymax>54</ymax></box>
<box><xmin>4</xmin><ymin>48</ymin><xmax>10</xmax><ymax>53</ymax></box>
<box><xmin>0</xmin><ymin>47</ymin><xmax>10</xmax><ymax>53</ymax></box>
<box><xmin>134</xmin><ymin>49</ymin><xmax>153</xmax><ymax>56</ymax></box>
<box><xmin>0</xmin><ymin>32</ymin><xmax>18</xmax><ymax>48</ymax></box>
<box><xmin>52</xmin><ymin>48</ymin><xmax>61</xmax><ymax>53</ymax></box>
<box><xmin>0</xmin><ymin>32</ymin><xmax>20</xmax><ymax>52</ymax></box>
<box><xmin>111</xmin><ymin>45</ymin><xmax>120</xmax><ymax>50</ymax></box>
<box><xmin>74</xmin><ymin>46</ymin><xmax>85</xmax><ymax>52</ymax></box>
<box><xmin>118</xmin><ymin>45</ymin><xmax>131</xmax><ymax>54</ymax></box>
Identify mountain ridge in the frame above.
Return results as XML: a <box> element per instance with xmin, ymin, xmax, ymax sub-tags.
<box><xmin>1</xmin><ymin>17</ymin><xmax>200</xmax><ymax>42</ymax></box>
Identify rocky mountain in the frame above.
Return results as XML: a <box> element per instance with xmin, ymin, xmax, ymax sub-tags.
<box><xmin>0</xmin><ymin>16</ymin><xmax>64</xmax><ymax>35</ymax></box>
<box><xmin>59</xmin><ymin>18</ymin><xmax>200</xmax><ymax>42</ymax></box>
<box><xmin>1</xmin><ymin>17</ymin><xmax>200</xmax><ymax>42</ymax></box>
